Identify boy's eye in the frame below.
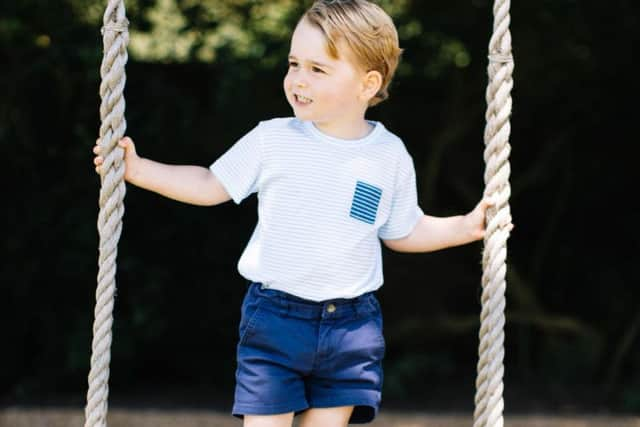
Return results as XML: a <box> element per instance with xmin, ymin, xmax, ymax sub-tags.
<box><xmin>288</xmin><ymin>61</ymin><xmax>298</xmax><ymax>68</ymax></box>
<box><xmin>312</xmin><ymin>66</ymin><xmax>325</xmax><ymax>73</ymax></box>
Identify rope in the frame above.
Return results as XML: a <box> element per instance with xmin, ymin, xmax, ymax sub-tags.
<box><xmin>473</xmin><ymin>0</ymin><xmax>513</xmax><ymax>425</ymax></box>
<box><xmin>85</xmin><ymin>1</ymin><xmax>129</xmax><ymax>426</ymax></box>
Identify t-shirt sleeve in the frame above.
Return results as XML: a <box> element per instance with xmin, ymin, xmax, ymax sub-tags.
<box><xmin>209</xmin><ymin>122</ymin><xmax>263</xmax><ymax>204</ymax></box>
<box><xmin>377</xmin><ymin>149</ymin><xmax>424</xmax><ymax>240</ymax></box>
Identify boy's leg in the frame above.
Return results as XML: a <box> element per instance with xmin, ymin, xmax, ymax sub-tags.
<box><xmin>297</xmin><ymin>406</ymin><xmax>354</xmax><ymax>427</ymax></box>
<box><xmin>244</xmin><ymin>412</ymin><xmax>294</xmax><ymax>427</ymax></box>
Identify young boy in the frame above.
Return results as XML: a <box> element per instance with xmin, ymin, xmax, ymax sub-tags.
<box><xmin>94</xmin><ymin>1</ymin><xmax>510</xmax><ymax>425</ymax></box>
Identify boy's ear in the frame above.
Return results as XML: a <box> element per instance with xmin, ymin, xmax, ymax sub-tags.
<box><xmin>360</xmin><ymin>70</ymin><xmax>383</xmax><ymax>102</ymax></box>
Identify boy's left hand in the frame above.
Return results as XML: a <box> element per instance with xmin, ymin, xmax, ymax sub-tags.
<box><xmin>465</xmin><ymin>196</ymin><xmax>514</xmax><ymax>241</ymax></box>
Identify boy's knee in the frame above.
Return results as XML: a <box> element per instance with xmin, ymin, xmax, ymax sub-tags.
<box><xmin>297</xmin><ymin>406</ymin><xmax>354</xmax><ymax>427</ymax></box>
<box><xmin>243</xmin><ymin>412</ymin><xmax>294</xmax><ymax>427</ymax></box>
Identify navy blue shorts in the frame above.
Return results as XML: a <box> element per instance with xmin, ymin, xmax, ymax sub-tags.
<box><xmin>233</xmin><ymin>282</ymin><xmax>385</xmax><ymax>424</ymax></box>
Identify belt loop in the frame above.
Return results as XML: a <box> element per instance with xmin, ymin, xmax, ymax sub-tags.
<box><xmin>354</xmin><ymin>298</ymin><xmax>369</xmax><ymax>318</ymax></box>
<box><xmin>280</xmin><ymin>295</ymin><xmax>290</xmax><ymax>318</ymax></box>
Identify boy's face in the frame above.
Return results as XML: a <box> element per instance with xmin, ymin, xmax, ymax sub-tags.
<box><xmin>284</xmin><ymin>18</ymin><xmax>369</xmax><ymax>127</ymax></box>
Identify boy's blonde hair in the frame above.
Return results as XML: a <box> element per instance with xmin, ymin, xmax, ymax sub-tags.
<box><xmin>302</xmin><ymin>0</ymin><xmax>402</xmax><ymax>107</ymax></box>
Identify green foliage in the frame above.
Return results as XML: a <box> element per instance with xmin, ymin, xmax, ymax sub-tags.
<box><xmin>622</xmin><ymin>387</ymin><xmax>640</xmax><ymax>412</ymax></box>
<box><xmin>384</xmin><ymin>352</ymin><xmax>456</xmax><ymax>399</ymax></box>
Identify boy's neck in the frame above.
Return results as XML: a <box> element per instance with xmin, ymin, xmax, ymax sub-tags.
<box><xmin>312</xmin><ymin>118</ymin><xmax>374</xmax><ymax>140</ymax></box>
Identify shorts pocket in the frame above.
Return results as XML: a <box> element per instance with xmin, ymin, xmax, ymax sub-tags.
<box><xmin>238</xmin><ymin>292</ymin><xmax>265</xmax><ymax>346</ymax></box>
<box><xmin>367</xmin><ymin>298</ymin><xmax>386</xmax><ymax>351</ymax></box>
<box><xmin>373</xmin><ymin>316</ymin><xmax>386</xmax><ymax>357</ymax></box>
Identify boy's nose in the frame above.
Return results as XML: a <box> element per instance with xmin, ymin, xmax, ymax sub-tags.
<box><xmin>295</xmin><ymin>80</ymin><xmax>307</xmax><ymax>88</ymax></box>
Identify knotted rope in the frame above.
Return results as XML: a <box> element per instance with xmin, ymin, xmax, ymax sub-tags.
<box><xmin>85</xmin><ymin>1</ymin><xmax>129</xmax><ymax>426</ymax></box>
<box><xmin>474</xmin><ymin>0</ymin><xmax>513</xmax><ymax>426</ymax></box>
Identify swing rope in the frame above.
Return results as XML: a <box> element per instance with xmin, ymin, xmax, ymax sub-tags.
<box><xmin>84</xmin><ymin>1</ymin><xmax>512</xmax><ymax>426</ymax></box>
<box><xmin>85</xmin><ymin>1</ymin><xmax>129</xmax><ymax>426</ymax></box>
<box><xmin>474</xmin><ymin>0</ymin><xmax>513</xmax><ymax>425</ymax></box>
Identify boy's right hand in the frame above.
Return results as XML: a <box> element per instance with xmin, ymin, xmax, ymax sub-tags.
<box><xmin>93</xmin><ymin>136</ymin><xmax>139</xmax><ymax>180</ymax></box>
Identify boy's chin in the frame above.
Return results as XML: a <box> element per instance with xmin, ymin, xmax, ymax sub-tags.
<box><xmin>293</xmin><ymin>110</ymin><xmax>314</xmax><ymax>120</ymax></box>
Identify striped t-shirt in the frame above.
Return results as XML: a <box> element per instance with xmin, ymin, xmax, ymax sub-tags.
<box><xmin>210</xmin><ymin>117</ymin><xmax>423</xmax><ymax>301</ymax></box>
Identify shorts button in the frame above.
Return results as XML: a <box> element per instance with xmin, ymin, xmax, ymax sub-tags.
<box><xmin>326</xmin><ymin>303</ymin><xmax>336</xmax><ymax>313</ymax></box>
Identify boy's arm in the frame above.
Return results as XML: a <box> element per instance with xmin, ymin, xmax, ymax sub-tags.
<box><xmin>382</xmin><ymin>214</ymin><xmax>478</xmax><ymax>253</ymax></box>
<box><xmin>95</xmin><ymin>137</ymin><xmax>231</xmax><ymax>206</ymax></box>
<box><xmin>382</xmin><ymin>197</ymin><xmax>512</xmax><ymax>253</ymax></box>
<box><xmin>129</xmin><ymin>158</ymin><xmax>231</xmax><ymax>206</ymax></box>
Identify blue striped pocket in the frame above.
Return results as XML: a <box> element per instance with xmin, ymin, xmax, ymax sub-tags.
<box><xmin>350</xmin><ymin>181</ymin><xmax>382</xmax><ymax>224</ymax></box>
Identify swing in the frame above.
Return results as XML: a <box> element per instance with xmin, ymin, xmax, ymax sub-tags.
<box><xmin>85</xmin><ymin>1</ymin><xmax>513</xmax><ymax>426</ymax></box>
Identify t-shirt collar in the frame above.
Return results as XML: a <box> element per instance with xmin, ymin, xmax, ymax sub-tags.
<box><xmin>302</xmin><ymin>119</ymin><xmax>384</xmax><ymax>146</ymax></box>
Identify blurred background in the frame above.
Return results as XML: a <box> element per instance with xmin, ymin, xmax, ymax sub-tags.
<box><xmin>1</xmin><ymin>0</ymin><xmax>639</xmax><ymax>421</ymax></box>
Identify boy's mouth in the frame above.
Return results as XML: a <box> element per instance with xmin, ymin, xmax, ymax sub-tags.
<box><xmin>294</xmin><ymin>94</ymin><xmax>313</xmax><ymax>105</ymax></box>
